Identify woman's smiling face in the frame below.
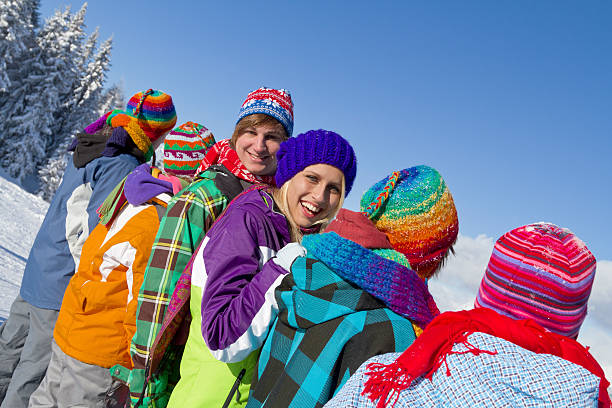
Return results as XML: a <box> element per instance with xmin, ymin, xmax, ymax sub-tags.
<box><xmin>286</xmin><ymin>163</ymin><xmax>344</xmax><ymax>228</ymax></box>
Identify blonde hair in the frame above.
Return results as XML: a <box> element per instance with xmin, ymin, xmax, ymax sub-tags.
<box><xmin>230</xmin><ymin>113</ymin><xmax>288</xmax><ymax>148</ymax></box>
<box><xmin>272</xmin><ymin>175</ymin><xmax>346</xmax><ymax>242</ymax></box>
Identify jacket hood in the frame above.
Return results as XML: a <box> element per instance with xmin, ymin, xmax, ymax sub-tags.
<box><xmin>124</xmin><ymin>163</ymin><xmax>173</xmax><ymax>206</ymax></box>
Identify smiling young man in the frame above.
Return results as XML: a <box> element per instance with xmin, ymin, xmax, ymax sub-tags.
<box><xmin>127</xmin><ymin>88</ymin><xmax>293</xmax><ymax>408</ymax></box>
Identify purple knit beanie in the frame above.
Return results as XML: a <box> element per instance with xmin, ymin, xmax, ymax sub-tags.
<box><xmin>274</xmin><ymin>129</ymin><xmax>357</xmax><ymax>195</ymax></box>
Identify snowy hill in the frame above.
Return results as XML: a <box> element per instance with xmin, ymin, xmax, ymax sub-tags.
<box><xmin>0</xmin><ymin>174</ymin><xmax>610</xmax><ymax>392</ymax></box>
<box><xmin>0</xmin><ymin>174</ymin><xmax>48</xmax><ymax>320</ymax></box>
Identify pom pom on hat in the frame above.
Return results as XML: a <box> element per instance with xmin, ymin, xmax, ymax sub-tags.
<box><xmin>275</xmin><ymin>129</ymin><xmax>357</xmax><ymax>195</ymax></box>
<box><xmin>360</xmin><ymin>165</ymin><xmax>458</xmax><ymax>279</ymax></box>
<box><xmin>163</xmin><ymin>121</ymin><xmax>216</xmax><ymax>177</ymax></box>
<box><xmin>126</xmin><ymin>89</ymin><xmax>177</xmax><ymax>143</ymax></box>
<box><xmin>237</xmin><ymin>87</ymin><xmax>294</xmax><ymax>137</ymax></box>
<box><xmin>475</xmin><ymin>222</ymin><xmax>596</xmax><ymax>339</ymax></box>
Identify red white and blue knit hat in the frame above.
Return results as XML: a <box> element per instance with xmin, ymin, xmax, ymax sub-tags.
<box><xmin>237</xmin><ymin>87</ymin><xmax>294</xmax><ymax>137</ymax></box>
<box><xmin>274</xmin><ymin>129</ymin><xmax>357</xmax><ymax>195</ymax></box>
<box><xmin>163</xmin><ymin>121</ymin><xmax>216</xmax><ymax>177</ymax></box>
<box><xmin>475</xmin><ymin>222</ymin><xmax>596</xmax><ymax>339</ymax></box>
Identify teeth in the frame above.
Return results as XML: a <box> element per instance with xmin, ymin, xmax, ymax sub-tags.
<box><xmin>302</xmin><ymin>201</ymin><xmax>320</xmax><ymax>213</ymax></box>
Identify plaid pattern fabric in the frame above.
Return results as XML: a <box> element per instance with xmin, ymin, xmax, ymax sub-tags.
<box><xmin>247</xmin><ymin>252</ymin><xmax>417</xmax><ymax>408</ymax></box>
<box><xmin>127</xmin><ymin>167</ymin><xmax>240</xmax><ymax>407</ymax></box>
<box><xmin>325</xmin><ymin>332</ymin><xmax>602</xmax><ymax>408</ymax></box>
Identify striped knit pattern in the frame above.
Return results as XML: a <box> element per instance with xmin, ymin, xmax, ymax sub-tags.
<box><xmin>475</xmin><ymin>223</ymin><xmax>596</xmax><ymax>339</ymax></box>
<box><xmin>237</xmin><ymin>87</ymin><xmax>294</xmax><ymax>137</ymax></box>
<box><xmin>126</xmin><ymin>89</ymin><xmax>177</xmax><ymax>142</ymax></box>
<box><xmin>163</xmin><ymin>121</ymin><xmax>216</xmax><ymax>177</ymax></box>
<box><xmin>360</xmin><ymin>165</ymin><xmax>458</xmax><ymax>279</ymax></box>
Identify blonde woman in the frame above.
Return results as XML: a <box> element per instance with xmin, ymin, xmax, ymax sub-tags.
<box><xmin>167</xmin><ymin>130</ymin><xmax>357</xmax><ymax>408</ymax></box>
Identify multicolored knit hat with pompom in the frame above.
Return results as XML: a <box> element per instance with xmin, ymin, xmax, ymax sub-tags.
<box><xmin>126</xmin><ymin>89</ymin><xmax>177</xmax><ymax>141</ymax></box>
<box><xmin>106</xmin><ymin>89</ymin><xmax>177</xmax><ymax>161</ymax></box>
<box><xmin>475</xmin><ymin>222</ymin><xmax>596</xmax><ymax>339</ymax></box>
<box><xmin>163</xmin><ymin>121</ymin><xmax>216</xmax><ymax>177</ymax></box>
<box><xmin>360</xmin><ymin>165</ymin><xmax>458</xmax><ymax>279</ymax></box>
<box><xmin>237</xmin><ymin>87</ymin><xmax>294</xmax><ymax>137</ymax></box>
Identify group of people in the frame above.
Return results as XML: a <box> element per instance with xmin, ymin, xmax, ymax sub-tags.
<box><xmin>0</xmin><ymin>86</ymin><xmax>609</xmax><ymax>408</ymax></box>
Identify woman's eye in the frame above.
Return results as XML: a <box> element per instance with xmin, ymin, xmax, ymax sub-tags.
<box><xmin>305</xmin><ymin>175</ymin><xmax>318</xmax><ymax>182</ymax></box>
<box><xmin>328</xmin><ymin>185</ymin><xmax>340</xmax><ymax>194</ymax></box>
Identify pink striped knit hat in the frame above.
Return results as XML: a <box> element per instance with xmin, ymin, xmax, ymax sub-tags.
<box><xmin>475</xmin><ymin>222</ymin><xmax>596</xmax><ymax>339</ymax></box>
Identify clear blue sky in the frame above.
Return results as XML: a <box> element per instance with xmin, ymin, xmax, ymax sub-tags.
<box><xmin>41</xmin><ymin>1</ymin><xmax>612</xmax><ymax>259</ymax></box>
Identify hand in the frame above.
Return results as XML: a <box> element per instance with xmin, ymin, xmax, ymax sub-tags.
<box><xmin>272</xmin><ymin>242</ymin><xmax>306</xmax><ymax>271</ymax></box>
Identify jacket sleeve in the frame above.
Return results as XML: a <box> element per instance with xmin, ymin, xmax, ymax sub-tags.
<box><xmin>65</xmin><ymin>158</ymin><xmax>135</xmax><ymax>270</ymax></box>
<box><xmin>123</xmin><ymin>228</ymin><xmax>158</xmax><ymax>351</ymax></box>
<box><xmin>200</xmin><ymin>205</ymin><xmax>289</xmax><ymax>364</ymax></box>
<box><xmin>128</xmin><ymin>186</ymin><xmax>227</xmax><ymax>406</ymax></box>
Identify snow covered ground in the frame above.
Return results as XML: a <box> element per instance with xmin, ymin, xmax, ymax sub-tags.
<box><xmin>0</xmin><ymin>174</ymin><xmax>610</xmax><ymax>390</ymax></box>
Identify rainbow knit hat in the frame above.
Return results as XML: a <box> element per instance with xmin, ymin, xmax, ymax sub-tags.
<box><xmin>360</xmin><ymin>165</ymin><xmax>458</xmax><ymax>279</ymax></box>
<box><xmin>475</xmin><ymin>223</ymin><xmax>596</xmax><ymax>339</ymax></box>
<box><xmin>237</xmin><ymin>87</ymin><xmax>294</xmax><ymax>137</ymax></box>
<box><xmin>126</xmin><ymin>89</ymin><xmax>177</xmax><ymax>143</ymax></box>
<box><xmin>163</xmin><ymin>121</ymin><xmax>216</xmax><ymax>177</ymax></box>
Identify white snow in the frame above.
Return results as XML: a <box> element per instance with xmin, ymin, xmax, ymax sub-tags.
<box><xmin>0</xmin><ymin>173</ymin><xmax>48</xmax><ymax>319</ymax></box>
<box><xmin>0</xmin><ymin>175</ymin><xmax>610</xmax><ymax>393</ymax></box>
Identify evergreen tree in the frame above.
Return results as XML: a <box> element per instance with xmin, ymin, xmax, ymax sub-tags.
<box><xmin>0</xmin><ymin>1</ymin><xmax>117</xmax><ymax>197</ymax></box>
<box><xmin>0</xmin><ymin>0</ymin><xmax>39</xmax><ymax>92</ymax></box>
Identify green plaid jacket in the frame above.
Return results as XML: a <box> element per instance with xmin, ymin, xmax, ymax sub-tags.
<box><xmin>127</xmin><ymin>165</ymin><xmax>249</xmax><ymax>407</ymax></box>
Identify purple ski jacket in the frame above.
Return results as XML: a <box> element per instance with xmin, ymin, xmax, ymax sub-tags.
<box><xmin>199</xmin><ymin>187</ymin><xmax>292</xmax><ymax>363</ymax></box>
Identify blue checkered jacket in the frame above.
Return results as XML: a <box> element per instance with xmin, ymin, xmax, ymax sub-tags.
<box><xmin>326</xmin><ymin>332</ymin><xmax>603</xmax><ymax>408</ymax></box>
<box><xmin>246</xmin><ymin>234</ymin><xmax>417</xmax><ymax>408</ymax></box>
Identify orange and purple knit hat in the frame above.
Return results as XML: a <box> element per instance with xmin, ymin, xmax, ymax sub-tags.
<box><xmin>163</xmin><ymin>121</ymin><xmax>216</xmax><ymax>177</ymax></box>
<box><xmin>360</xmin><ymin>165</ymin><xmax>458</xmax><ymax>279</ymax></box>
<box><xmin>475</xmin><ymin>223</ymin><xmax>596</xmax><ymax>339</ymax></box>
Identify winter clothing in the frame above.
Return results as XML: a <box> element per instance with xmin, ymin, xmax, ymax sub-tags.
<box><xmin>28</xmin><ymin>340</ymin><xmax>122</xmax><ymax>408</ymax></box>
<box><xmin>163</xmin><ymin>122</ymin><xmax>216</xmax><ymax>177</ymax></box>
<box><xmin>361</xmin><ymin>166</ymin><xmax>458</xmax><ymax>279</ymax></box>
<box><xmin>305</xmin><ymin>231</ymin><xmax>439</xmax><ymax>329</ymax></box>
<box><xmin>20</xmin><ymin>145</ymin><xmax>141</xmax><ymax>312</ymax></box>
<box><xmin>327</xmin><ymin>335</ymin><xmax>604</xmax><ymax>408</ymax></box>
<box><xmin>324</xmin><ymin>208</ymin><xmax>392</xmax><ymax>250</ymax></box>
<box><xmin>51</xmin><ymin>164</ymin><xmax>176</xmax><ymax>370</ymax></box>
<box><xmin>274</xmin><ymin>130</ymin><xmax>357</xmax><ymax>194</ymax></box>
<box><xmin>246</xmin><ymin>232</ymin><xmax>420</xmax><ymax>408</ymax></box>
<box><xmin>237</xmin><ymin>87</ymin><xmax>294</xmax><ymax>137</ymax></box>
<box><xmin>1</xmin><ymin>123</ymin><xmax>142</xmax><ymax>408</ymax></box>
<box><xmin>125</xmin><ymin>89</ymin><xmax>178</xmax><ymax>143</ymax></box>
<box><xmin>0</xmin><ymin>296</ymin><xmax>58</xmax><ymax>408</ymax></box>
<box><xmin>345</xmin><ymin>308</ymin><xmax>610</xmax><ymax>408</ymax></box>
<box><xmin>127</xmin><ymin>150</ymin><xmax>259</xmax><ymax>406</ymax></box>
<box><xmin>164</xmin><ymin>187</ymin><xmax>291</xmax><ymax>408</ymax></box>
<box><xmin>475</xmin><ymin>222</ymin><xmax>596</xmax><ymax>339</ymax></box>
<box><xmin>195</xmin><ymin>139</ymin><xmax>276</xmax><ymax>185</ymax></box>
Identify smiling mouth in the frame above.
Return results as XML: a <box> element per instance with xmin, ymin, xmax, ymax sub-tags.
<box><xmin>301</xmin><ymin>200</ymin><xmax>322</xmax><ymax>218</ymax></box>
<box><xmin>247</xmin><ymin>151</ymin><xmax>269</xmax><ymax>162</ymax></box>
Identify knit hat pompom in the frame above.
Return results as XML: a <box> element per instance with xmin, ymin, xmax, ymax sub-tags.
<box><xmin>360</xmin><ymin>165</ymin><xmax>458</xmax><ymax>279</ymax></box>
<box><xmin>237</xmin><ymin>87</ymin><xmax>294</xmax><ymax>137</ymax></box>
<box><xmin>126</xmin><ymin>89</ymin><xmax>177</xmax><ymax>143</ymax></box>
<box><xmin>275</xmin><ymin>129</ymin><xmax>357</xmax><ymax>195</ymax></box>
<box><xmin>163</xmin><ymin>121</ymin><xmax>216</xmax><ymax>177</ymax></box>
<box><xmin>475</xmin><ymin>222</ymin><xmax>596</xmax><ymax>339</ymax></box>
